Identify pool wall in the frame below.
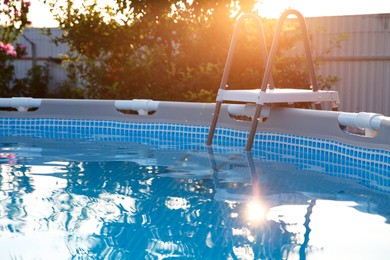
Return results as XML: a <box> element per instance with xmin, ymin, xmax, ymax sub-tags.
<box><xmin>0</xmin><ymin>98</ymin><xmax>389</xmax><ymax>193</ymax></box>
<box><xmin>0</xmin><ymin>98</ymin><xmax>389</xmax><ymax>150</ymax></box>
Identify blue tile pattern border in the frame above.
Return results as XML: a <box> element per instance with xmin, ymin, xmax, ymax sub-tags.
<box><xmin>0</xmin><ymin>117</ymin><xmax>389</xmax><ymax>193</ymax></box>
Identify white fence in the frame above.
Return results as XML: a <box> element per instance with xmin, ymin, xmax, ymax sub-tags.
<box><xmin>15</xmin><ymin>27</ymin><xmax>69</xmax><ymax>92</ymax></box>
<box><xmin>307</xmin><ymin>13</ymin><xmax>390</xmax><ymax>116</ymax></box>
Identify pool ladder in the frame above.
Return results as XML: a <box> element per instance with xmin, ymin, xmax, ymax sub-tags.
<box><xmin>207</xmin><ymin>9</ymin><xmax>340</xmax><ymax>151</ymax></box>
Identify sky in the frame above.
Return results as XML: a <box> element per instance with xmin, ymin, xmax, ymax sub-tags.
<box><xmin>28</xmin><ymin>0</ymin><xmax>390</xmax><ymax>28</ymax></box>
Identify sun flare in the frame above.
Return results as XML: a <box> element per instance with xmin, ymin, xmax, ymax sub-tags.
<box><xmin>254</xmin><ymin>0</ymin><xmax>294</xmax><ymax>18</ymax></box>
<box><xmin>245</xmin><ymin>199</ymin><xmax>266</xmax><ymax>223</ymax></box>
<box><xmin>25</xmin><ymin>0</ymin><xmax>390</xmax><ymax>28</ymax></box>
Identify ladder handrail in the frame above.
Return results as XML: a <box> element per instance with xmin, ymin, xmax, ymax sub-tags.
<box><xmin>259</xmin><ymin>9</ymin><xmax>318</xmax><ymax>95</ymax></box>
<box><xmin>246</xmin><ymin>9</ymin><xmax>321</xmax><ymax>151</ymax></box>
<box><xmin>218</xmin><ymin>13</ymin><xmax>272</xmax><ymax>91</ymax></box>
<box><xmin>207</xmin><ymin>13</ymin><xmax>271</xmax><ymax>146</ymax></box>
<box><xmin>208</xmin><ymin>10</ymin><xmax>329</xmax><ymax>151</ymax></box>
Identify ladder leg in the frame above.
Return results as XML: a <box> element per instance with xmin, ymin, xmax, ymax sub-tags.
<box><xmin>331</xmin><ymin>101</ymin><xmax>339</xmax><ymax>111</ymax></box>
<box><xmin>207</xmin><ymin>101</ymin><xmax>222</xmax><ymax>146</ymax></box>
<box><xmin>314</xmin><ymin>102</ymin><xmax>322</xmax><ymax>110</ymax></box>
<box><xmin>246</xmin><ymin>104</ymin><xmax>263</xmax><ymax>151</ymax></box>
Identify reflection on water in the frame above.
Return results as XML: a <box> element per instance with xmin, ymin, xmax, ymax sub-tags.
<box><xmin>0</xmin><ymin>138</ymin><xmax>389</xmax><ymax>259</ymax></box>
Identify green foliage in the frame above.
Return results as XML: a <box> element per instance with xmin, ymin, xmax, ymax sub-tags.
<box><xmin>184</xmin><ymin>88</ymin><xmax>216</xmax><ymax>103</ymax></box>
<box><xmin>11</xmin><ymin>64</ymin><xmax>50</xmax><ymax>97</ymax></box>
<box><xmin>0</xmin><ymin>0</ymin><xmax>31</xmax><ymax>96</ymax></box>
<box><xmin>3</xmin><ymin>64</ymin><xmax>50</xmax><ymax>97</ymax></box>
<box><xmin>317</xmin><ymin>74</ymin><xmax>340</xmax><ymax>90</ymax></box>
<box><xmin>43</xmin><ymin>0</ymin><xmax>340</xmax><ymax>101</ymax></box>
<box><xmin>0</xmin><ymin>0</ymin><xmax>31</xmax><ymax>43</ymax></box>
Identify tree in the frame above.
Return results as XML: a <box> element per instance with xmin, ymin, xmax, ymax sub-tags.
<box><xmin>43</xmin><ymin>0</ymin><xmax>338</xmax><ymax>101</ymax></box>
<box><xmin>0</xmin><ymin>0</ymin><xmax>31</xmax><ymax>96</ymax></box>
<box><xmin>0</xmin><ymin>0</ymin><xmax>31</xmax><ymax>43</ymax></box>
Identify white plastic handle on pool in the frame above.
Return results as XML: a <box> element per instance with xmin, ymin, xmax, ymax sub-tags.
<box><xmin>0</xmin><ymin>97</ymin><xmax>42</xmax><ymax>112</ymax></box>
<box><xmin>0</xmin><ymin>98</ymin><xmax>160</xmax><ymax>115</ymax></box>
<box><xmin>115</xmin><ymin>99</ymin><xmax>160</xmax><ymax>115</ymax></box>
<box><xmin>338</xmin><ymin>112</ymin><xmax>386</xmax><ymax>130</ymax></box>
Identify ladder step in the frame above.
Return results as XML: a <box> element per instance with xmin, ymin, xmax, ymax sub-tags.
<box><xmin>217</xmin><ymin>88</ymin><xmax>340</xmax><ymax>104</ymax></box>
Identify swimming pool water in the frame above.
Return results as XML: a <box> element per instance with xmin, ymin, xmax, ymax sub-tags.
<box><xmin>0</xmin><ymin>136</ymin><xmax>389</xmax><ymax>259</ymax></box>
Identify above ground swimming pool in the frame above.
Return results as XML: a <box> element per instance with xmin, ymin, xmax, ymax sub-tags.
<box><xmin>0</xmin><ymin>98</ymin><xmax>389</xmax><ymax>259</ymax></box>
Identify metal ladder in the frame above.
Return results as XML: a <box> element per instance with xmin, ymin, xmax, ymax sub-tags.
<box><xmin>206</xmin><ymin>12</ymin><xmax>272</xmax><ymax>146</ymax></box>
<box><xmin>207</xmin><ymin>9</ymin><xmax>340</xmax><ymax>151</ymax></box>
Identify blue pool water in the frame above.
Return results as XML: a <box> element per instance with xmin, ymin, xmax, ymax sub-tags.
<box><xmin>0</xmin><ymin>119</ymin><xmax>390</xmax><ymax>259</ymax></box>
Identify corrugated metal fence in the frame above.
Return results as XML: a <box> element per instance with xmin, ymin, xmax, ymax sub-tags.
<box><xmin>13</xmin><ymin>14</ymin><xmax>390</xmax><ymax>115</ymax></box>
<box><xmin>307</xmin><ymin>13</ymin><xmax>390</xmax><ymax>116</ymax></box>
<box><xmin>15</xmin><ymin>28</ymin><xmax>68</xmax><ymax>92</ymax></box>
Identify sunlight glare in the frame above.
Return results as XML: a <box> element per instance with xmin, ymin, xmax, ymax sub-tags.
<box><xmin>26</xmin><ymin>0</ymin><xmax>390</xmax><ymax>28</ymax></box>
<box><xmin>28</xmin><ymin>1</ymin><xmax>57</xmax><ymax>27</ymax></box>
<box><xmin>255</xmin><ymin>0</ymin><xmax>390</xmax><ymax>18</ymax></box>
<box><xmin>245</xmin><ymin>199</ymin><xmax>266</xmax><ymax>223</ymax></box>
<box><xmin>165</xmin><ymin>196</ymin><xmax>190</xmax><ymax>210</ymax></box>
<box><xmin>255</xmin><ymin>0</ymin><xmax>293</xmax><ymax>18</ymax></box>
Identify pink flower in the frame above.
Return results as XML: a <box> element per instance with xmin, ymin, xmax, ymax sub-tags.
<box><xmin>16</xmin><ymin>43</ymin><xmax>27</xmax><ymax>57</ymax></box>
<box><xmin>2</xmin><ymin>43</ymin><xmax>17</xmax><ymax>57</ymax></box>
<box><xmin>18</xmin><ymin>43</ymin><xmax>26</xmax><ymax>50</ymax></box>
<box><xmin>0</xmin><ymin>42</ymin><xmax>17</xmax><ymax>57</ymax></box>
